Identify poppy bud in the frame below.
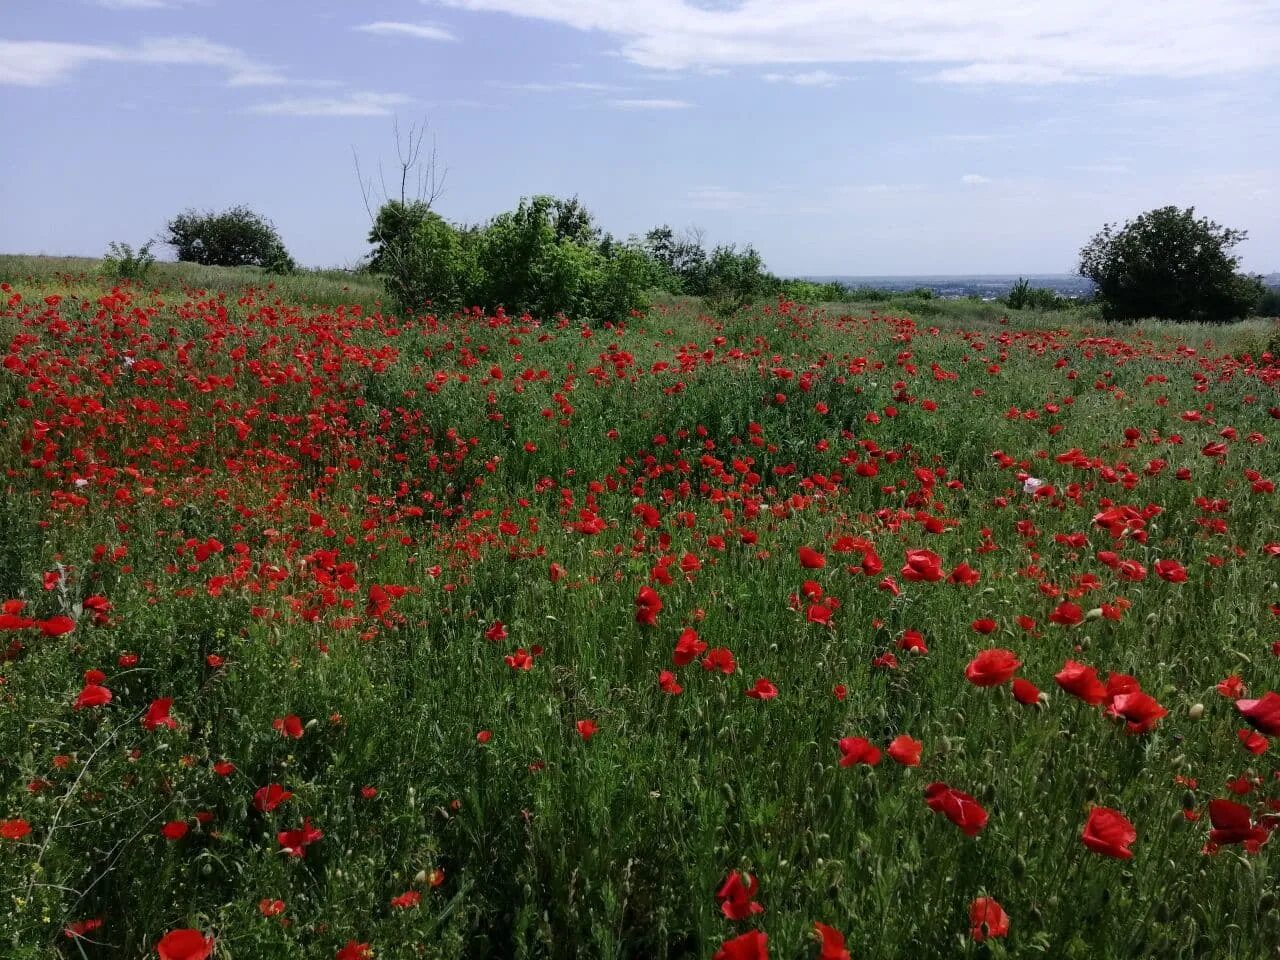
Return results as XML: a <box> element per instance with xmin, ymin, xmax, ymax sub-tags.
<box><xmin>980</xmin><ymin>783</ymin><xmax>997</xmax><ymax>803</ymax></box>
<box><xmin>1188</xmin><ymin>703</ymin><xmax>1205</xmax><ymax>720</ymax></box>
<box><xmin>201</xmin><ymin>862</ymin><xmax>213</xmax><ymax>876</ymax></box>
<box><xmin>1155</xmin><ymin>901</ymin><xmax>1171</xmax><ymax>923</ymax></box>
<box><xmin>1181</xmin><ymin>790</ymin><xmax>1196</xmax><ymax>811</ymax></box>
<box><xmin>1258</xmin><ymin>892</ymin><xmax>1276</xmax><ymax>914</ymax></box>
<box><xmin>1085</xmin><ymin>607</ymin><xmax>1103</xmax><ymax>620</ymax></box>
<box><xmin>1011</xmin><ymin>854</ymin><xmax>1027</xmax><ymax>878</ymax></box>
<box><xmin>1084</xmin><ymin>784</ymin><xmax>1099</xmax><ymax>801</ymax></box>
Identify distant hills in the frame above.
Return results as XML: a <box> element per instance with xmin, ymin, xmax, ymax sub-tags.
<box><xmin>802</xmin><ymin>273</ymin><xmax>1279</xmax><ymax>301</ymax></box>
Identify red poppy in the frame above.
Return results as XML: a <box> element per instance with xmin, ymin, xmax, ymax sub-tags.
<box><xmin>336</xmin><ymin>942</ymin><xmax>373</xmax><ymax>960</ymax></box>
<box><xmin>635</xmin><ymin>585</ymin><xmax>663</xmax><ymax>626</ymax></box>
<box><xmin>390</xmin><ymin>890</ymin><xmax>421</xmax><ymax>909</ymax></box>
<box><xmin>483</xmin><ymin>621</ymin><xmax>507</xmax><ymax>642</ymax></box>
<box><xmin>798</xmin><ymin>546</ymin><xmax>826</xmax><ymax>569</ymax></box>
<box><xmin>901</xmin><ymin>548</ymin><xmax>944</xmax><ymax>583</ymax></box>
<box><xmin>73</xmin><ymin>683</ymin><xmax>112</xmax><ymax>710</ymax></box>
<box><xmin>1048</xmin><ymin>601</ymin><xmax>1084</xmax><ymax>626</ymax></box>
<box><xmin>258</xmin><ymin>898</ymin><xmax>286</xmax><ymax>916</ymax></box>
<box><xmin>713</xmin><ymin>930</ymin><xmax>768</xmax><ymax>960</ymax></box>
<box><xmin>38</xmin><ymin>615</ymin><xmax>76</xmax><ymax>637</ymax></box>
<box><xmin>1055</xmin><ymin>660</ymin><xmax>1108</xmax><ymax>706</ymax></box>
<box><xmin>1081</xmin><ymin>806</ymin><xmax>1136</xmax><ymax>859</ymax></box>
<box><xmin>161</xmin><ymin>820</ymin><xmax>189</xmax><ymax>841</ymax></box>
<box><xmin>887</xmin><ymin>734</ymin><xmax>923</xmax><ymax>766</ymax></box>
<box><xmin>253</xmin><ymin>784</ymin><xmax>293</xmax><ymax>813</ymax></box>
<box><xmin>839</xmin><ymin>737</ymin><xmax>882</xmax><ymax>767</ymax></box>
<box><xmin>575</xmin><ymin>719</ymin><xmax>598</xmax><ymax>741</ymax></box>
<box><xmin>969</xmin><ymin>897</ymin><xmax>1011</xmax><ymax>942</ymax></box>
<box><xmin>1</xmin><ymin>818</ymin><xmax>32</xmax><ymax>840</ymax></box>
<box><xmin>277</xmin><ymin>818</ymin><xmax>323</xmax><ymax>857</ymax></box>
<box><xmin>272</xmin><ymin>715</ymin><xmax>304</xmax><ymax>739</ymax></box>
<box><xmin>1238</xmin><ymin>729</ymin><xmax>1269</xmax><ymax>754</ymax></box>
<box><xmin>965</xmin><ymin>648</ymin><xmax>1021</xmax><ymax>687</ymax></box>
<box><xmin>1216</xmin><ymin>675</ymin><xmax>1246</xmax><ymax>698</ymax></box>
<box><xmin>716</xmin><ymin>871</ymin><xmax>764</xmax><ymax>920</ymax></box>
<box><xmin>924</xmin><ymin>782</ymin><xmax>988</xmax><ymax>836</ymax></box>
<box><xmin>1207</xmin><ymin>799</ymin><xmax>1269</xmax><ymax>850</ymax></box>
<box><xmin>745</xmin><ymin>678</ymin><xmax>778</xmax><ymax>700</ymax></box>
<box><xmin>898</xmin><ymin>629</ymin><xmax>928</xmax><ymax>654</ymax></box>
<box><xmin>1012</xmin><ymin>677</ymin><xmax>1042</xmax><ymax>705</ymax></box>
<box><xmin>142</xmin><ymin>698</ymin><xmax>178</xmax><ymax>731</ymax></box>
<box><xmin>63</xmin><ymin>918</ymin><xmax>104</xmax><ymax>938</ymax></box>
<box><xmin>813</xmin><ymin>922</ymin><xmax>851</xmax><ymax>960</ymax></box>
<box><xmin>1236</xmin><ymin>692</ymin><xmax>1280</xmax><ymax>735</ymax></box>
<box><xmin>1108</xmin><ymin>691</ymin><xmax>1168</xmax><ymax>734</ymax></box>
<box><xmin>1154</xmin><ymin>559</ymin><xmax>1188</xmax><ymax>583</ymax></box>
<box><xmin>971</xmin><ymin>617</ymin><xmax>997</xmax><ymax>634</ymax></box>
<box><xmin>658</xmin><ymin>670</ymin><xmax>682</xmax><ymax>694</ymax></box>
<box><xmin>156</xmin><ymin>929</ymin><xmax>214</xmax><ymax>960</ymax></box>
<box><xmin>702</xmin><ymin>647</ymin><xmax>737</xmax><ymax>675</ymax></box>
<box><xmin>673</xmin><ymin>628</ymin><xmax>706</xmax><ymax>665</ymax></box>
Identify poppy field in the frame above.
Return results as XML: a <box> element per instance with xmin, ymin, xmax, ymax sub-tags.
<box><xmin>1</xmin><ymin>267</ymin><xmax>1278</xmax><ymax>959</ymax></box>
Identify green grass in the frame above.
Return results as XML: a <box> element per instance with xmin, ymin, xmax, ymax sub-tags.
<box><xmin>0</xmin><ymin>261</ymin><xmax>1277</xmax><ymax>960</ymax></box>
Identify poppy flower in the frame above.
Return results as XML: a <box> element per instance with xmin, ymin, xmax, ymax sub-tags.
<box><xmin>258</xmin><ymin>898</ymin><xmax>286</xmax><ymax>917</ymax></box>
<box><xmin>272</xmin><ymin>715</ymin><xmax>304</xmax><ymax>739</ymax></box>
<box><xmin>887</xmin><ymin>734</ymin><xmax>923</xmax><ymax>766</ymax></box>
<box><xmin>745</xmin><ymin>677</ymin><xmax>778</xmax><ymax>700</ymax></box>
<box><xmin>156</xmin><ymin>929</ymin><xmax>214</xmax><ymax>960</ymax></box>
<box><xmin>1207</xmin><ymin>799</ymin><xmax>1269</xmax><ymax>850</ymax></box>
<box><xmin>336</xmin><ymin>942</ymin><xmax>373</xmax><ymax>960</ymax></box>
<box><xmin>716</xmin><ymin>871</ymin><xmax>764</xmax><ymax>920</ymax></box>
<box><xmin>713</xmin><ymin>930</ymin><xmax>768</xmax><ymax>960</ymax></box>
<box><xmin>1154</xmin><ymin>559</ymin><xmax>1188</xmax><ymax>583</ymax></box>
<box><xmin>673</xmin><ymin>628</ymin><xmax>706</xmax><ymax>665</ymax></box>
<box><xmin>806</xmin><ymin>603</ymin><xmax>833</xmax><ymax>626</ymax></box>
<box><xmin>798</xmin><ymin>546</ymin><xmax>826</xmax><ymax>569</ymax></box>
<box><xmin>924</xmin><ymin>782</ymin><xmax>988</xmax><ymax>836</ymax></box>
<box><xmin>1216</xmin><ymin>675</ymin><xmax>1246</xmax><ymax>698</ymax></box>
<box><xmin>969</xmin><ymin>897</ymin><xmax>1011</xmax><ymax>942</ymax></box>
<box><xmin>657</xmin><ymin>670</ymin><xmax>682</xmax><ymax>694</ymax></box>
<box><xmin>63</xmin><ymin>918</ymin><xmax>104</xmax><ymax>938</ymax></box>
<box><xmin>702</xmin><ymin>647</ymin><xmax>737</xmax><ymax>675</ymax></box>
<box><xmin>253</xmin><ymin>784</ymin><xmax>293</xmax><ymax>813</ymax></box>
<box><xmin>161</xmin><ymin>820</ymin><xmax>189</xmax><ymax>841</ymax></box>
<box><xmin>1055</xmin><ymin>660</ymin><xmax>1108</xmax><ymax>706</ymax></box>
<box><xmin>1108</xmin><ymin>691</ymin><xmax>1168</xmax><ymax>734</ymax></box>
<box><xmin>483</xmin><ymin>621</ymin><xmax>507</xmax><ymax>643</ymax></box>
<box><xmin>73</xmin><ymin>683</ymin><xmax>112</xmax><ymax>710</ymax></box>
<box><xmin>1048</xmin><ymin>601</ymin><xmax>1084</xmax><ymax>626</ymax></box>
<box><xmin>1236</xmin><ymin>692</ymin><xmax>1280</xmax><ymax>735</ymax></box>
<box><xmin>964</xmin><ymin>648</ymin><xmax>1021</xmax><ymax>687</ymax></box>
<box><xmin>38</xmin><ymin>615</ymin><xmax>76</xmax><ymax>637</ymax></box>
<box><xmin>504</xmin><ymin>649</ymin><xmax>534</xmax><ymax>670</ymax></box>
<box><xmin>813</xmin><ymin>922</ymin><xmax>851</xmax><ymax>960</ymax></box>
<box><xmin>1</xmin><ymin>818</ymin><xmax>32</xmax><ymax>840</ymax></box>
<box><xmin>142</xmin><ymin>698</ymin><xmax>178</xmax><ymax>731</ymax></box>
<box><xmin>1081</xmin><ymin>806</ymin><xmax>1136</xmax><ymax>859</ymax></box>
<box><xmin>1012</xmin><ymin>677</ymin><xmax>1042</xmax><ymax>705</ymax></box>
<box><xmin>901</xmin><ymin>549</ymin><xmax>944</xmax><ymax>583</ymax></box>
<box><xmin>635</xmin><ymin>585</ymin><xmax>663</xmax><ymax>627</ymax></box>
<box><xmin>277</xmin><ymin>818</ymin><xmax>323</xmax><ymax>857</ymax></box>
<box><xmin>839</xmin><ymin>737</ymin><xmax>882</xmax><ymax>767</ymax></box>
<box><xmin>898</xmin><ymin>630</ymin><xmax>928</xmax><ymax>654</ymax></box>
<box><xmin>971</xmin><ymin>617</ymin><xmax>997</xmax><ymax>634</ymax></box>
<box><xmin>390</xmin><ymin>890</ymin><xmax>421</xmax><ymax>909</ymax></box>
<box><xmin>575</xmin><ymin>719</ymin><xmax>598</xmax><ymax>741</ymax></box>
<box><xmin>1238</xmin><ymin>729</ymin><xmax>1268</xmax><ymax>754</ymax></box>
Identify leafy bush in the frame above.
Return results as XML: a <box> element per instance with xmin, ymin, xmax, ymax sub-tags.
<box><xmin>1078</xmin><ymin>206</ymin><xmax>1264</xmax><ymax>323</ymax></box>
<box><xmin>102</xmin><ymin>240</ymin><xmax>156</xmax><ymax>282</ymax></box>
<box><xmin>1257</xmin><ymin>287</ymin><xmax>1280</xmax><ymax>316</ymax></box>
<box><xmin>165</xmin><ymin>206</ymin><xmax>296</xmax><ymax>273</ymax></box>
<box><xmin>1005</xmin><ymin>278</ymin><xmax>1072</xmax><ymax>311</ymax></box>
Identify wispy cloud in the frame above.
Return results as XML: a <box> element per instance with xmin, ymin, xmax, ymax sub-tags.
<box><xmin>500</xmin><ymin>80</ymin><xmax>621</xmax><ymax>93</ymax></box>
<box><xmin>961</xmin><ymin>174</ymin><xmax>992</xmax><ymax>185</ymax></box>
<box><xmin>248</xmin><ymin>92</ymin><xmax>413</xmax><ymax>117</ymax></box>
<box><xmin>355</xmin><ymin>22</ymin><xmax>458</xmax><ymax>42</ymax></box>
<box><xmin>95</xmin><ymin>0</ymin><xmax>197</xmax><ymax>8</ymax></box>
<box><xmin>435</xmin><ymin>1</ymin><xmax>1280</xmax><ymax>82</ymax></box>
<box><xmin>610</xmin><ymin>97</ymin><xmax>691</xmax><ymax>110</ymax></box>
<box><xmin>0</xmin><ymin>36</ymin><xmax>284</xmax><ymax>87</ymax></box>
<box><xmin>687</xmin><ymin>187</ymin><xmax>753</xmax><ymax>210</ymax></box>
<box><xmin>763</xmin><ymin>70</ymin><xmax>844</xmax><ymax>87</ymax></box>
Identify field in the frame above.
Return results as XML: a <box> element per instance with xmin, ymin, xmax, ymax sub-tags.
<box><xmin>1</xmin><ymin>256</ymin><xmax>1278</xmax><ymax>959</ymax></box>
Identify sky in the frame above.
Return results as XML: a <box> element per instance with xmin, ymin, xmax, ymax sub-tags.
<box><xmin>2</xmin><ymin>0</ymin><xmax>1279</xmax><ymax>276</ymax></box>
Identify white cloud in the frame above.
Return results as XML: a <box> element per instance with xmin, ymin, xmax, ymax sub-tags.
<box><xmin>432</xmin><ymin>1</ymin><xmax>1280</xmax><ymax>82</ymax></box>
<box><xmin>500</xmin><ymin>80</ymin><xmax>620</xmax><ymax>92</ymax></box>
<box><xmin>0</xmin><ymin>36</ymin><xmax>283</xmax><ymax>87</ymax></box>
<box><xmin>355</xmin><ymin>22</ymin><xmax>458</xmax><ymax>42</ymax></box>
<box><xmin>763</xmin><ymin>69</ymin><xmax>843</xmax><ymax>87</ymax></box>
<box><xmin>95</xmin><ymin>0</ymin><xmax>198</xmax><ymax>8</ymax></box>
<box><xmin>610</xmin><ymin>97</ymin><xmax>691</xmax><ymax>109</ymax></box>
<box><xmin>248</xmin><ymin>92</ymin><xmax>413</xmax><ymax>117</ymax></box>
<box><xmin>961</xmin><ymin>174</ymin><xmax>992</xmax><ymax>185</ymax></box>
<box><xmin>687</xmin><ymin>187</ymin><xmax>753</xmax><ymax>210</ymax></box>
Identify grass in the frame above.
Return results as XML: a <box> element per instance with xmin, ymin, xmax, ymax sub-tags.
<box><xmin>0</xmin><ymin>258</ymin><xmax>1277</xmax><ymax>959</ymax></box>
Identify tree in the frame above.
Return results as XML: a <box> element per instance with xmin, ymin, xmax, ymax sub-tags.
<box><xmin>1078</xmin><ymin>206</ymin><xmax>1264</xmax><ymax>323</ymax></box>
<box><xmin>164</xmin><ymin>206</ymin><xmax>294</xmax><ymax>272</ymax></box>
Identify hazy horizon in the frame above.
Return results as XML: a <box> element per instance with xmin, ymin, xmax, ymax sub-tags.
<box><xmin>3</xmin><ymin>1</ymin><xmax>1278</xmax><ymax>275</ymax></box>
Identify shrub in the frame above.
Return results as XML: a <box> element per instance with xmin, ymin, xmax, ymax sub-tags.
<box><xmin>1078</xmin><ymin>206</ymin><xmax>1264</xmax><ymax>323</ymax></box>
<box><xmin>102</xmin><ymin>240</ymin><xmax>156</xmax><ymax>283</ymax></box>
<box><xmin>1005</xmin><ymin>278</ymin><xmax>1071</xmax><ymax>311</ymax></box>
<box><xmin>164</xmin><ymin>206</ymin><xmax>296</xmax><ymax>272</ymax></box>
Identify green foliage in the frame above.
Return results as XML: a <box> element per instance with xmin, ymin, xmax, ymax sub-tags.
<box><xmin>1256</xmin><ymin>286</ymin><xmax>1280</xmax><ymax>317</ymax></box>
<box><xmin>164</xmin><ymin>205</ymin><xmax>296</xmax><ymax>273</ymax></box>
<box><xmin>101</xmin><ymin>240</ymin><xmax>156</xmax><ymax>283</ymax></box>
<box><xmin>1078</xmin><ymin>206</ymin><xmax>1263</xmax><ymax>323</ymax></box>
<box><xmin>1004</xmin><ymin>278</ymin><xmax>1072</xmax><ymax>311</ymax></box>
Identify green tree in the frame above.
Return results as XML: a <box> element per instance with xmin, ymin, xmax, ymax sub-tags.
<box><xmin>164</xmin><ymin>206</ymin><xmax>295</xmax><ymax>272</ymax></box>
<box><xmin>1078</xmin><ymin>206</ymin><xmax>1263</xmax><ymax>322</ymax></box>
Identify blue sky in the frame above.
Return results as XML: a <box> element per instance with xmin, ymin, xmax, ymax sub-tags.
<box><xmin>2</xmin><ymin>0</ymin><xmax>1278</xmax><ymax>275</ymax></box>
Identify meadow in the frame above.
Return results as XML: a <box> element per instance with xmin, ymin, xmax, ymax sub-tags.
<box><xmin>0</xmin><ymin>255</ymin><xmax>1278</xmax><ymax>959</ymax></box>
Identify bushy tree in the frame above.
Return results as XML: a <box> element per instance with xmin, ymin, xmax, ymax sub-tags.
<box><xmin>1078</xmin><ymin>206</ymin><xmax>1263</xmax><ymax>322</ymax></box>
<box><xmin>164</xmin><ymin>206</ymin><xmax>295</xmax><ymax>272</ymax></box>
